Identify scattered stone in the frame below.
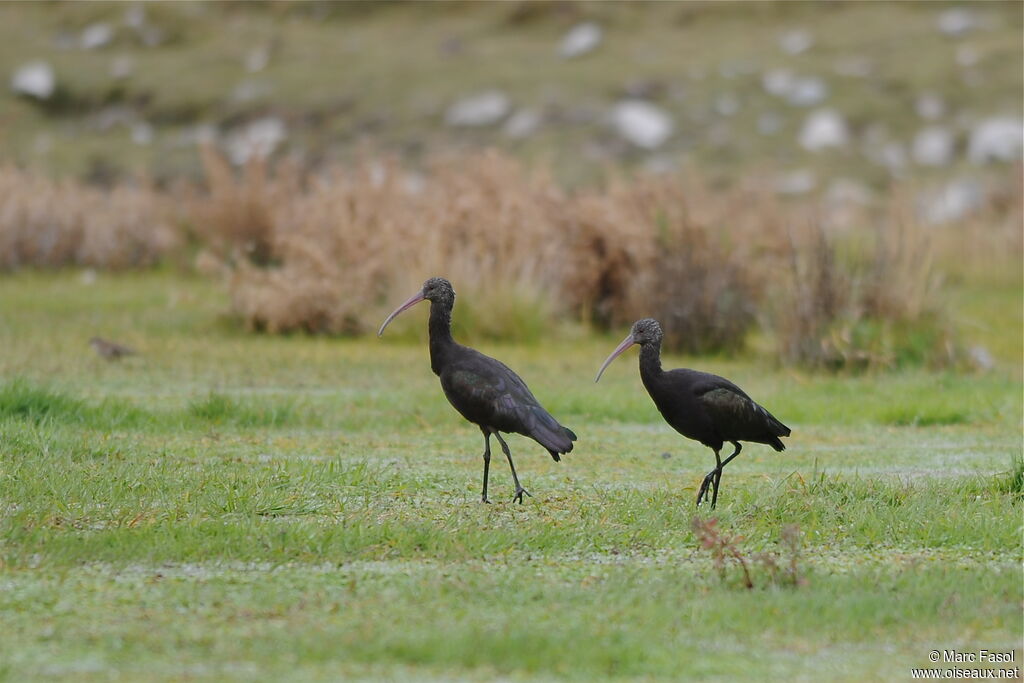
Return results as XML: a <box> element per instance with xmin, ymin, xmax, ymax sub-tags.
<box><xmin>611</xmin><ymin>100</ymin><xmax>674</xmax><ymax>149</ymax></box>
<box><xmin>109</xmin><ymin>55</ymin><xmax>134</xmax><ymax>80</ymax></box>
<box><xmin>81</xmin><ymin>22</ymin><xmax>114</xmax><ymax>50</ymax></box>
<box><xmin>660</xmin><ymin>452</ymin><xmax>672</xmax><ymax>460</ymax></box>
<box><xmin>225</xmin><ymin>117</ymin><xmax>287</xmax><ymax>165</ymax></box>
<box><xmin>775</xmin><ymin>168</ymin><xmax>817</xmax><ymax>195</ymax></box>
<box><xmin>937</xmin><ymin>7</ymin><xmax>976</xmax><ymax>37</ymax></box>
<box><xmin>762</xmin><ymin>68</ymin><xmax>795</xmax><ymax>98</ymax></box>
<box><xmin>955</xmin><ymin>44</ymin><xmax>979</xmax><ymax>67</ymax></box>
<box><xmin>231</xmin><ymin>79</ymin><xmax>274</xmax><ymax>104</ymax></box>
<box><xmin>967</xmin><ymin>345</ymin><xmax>995</xmax><ymax>371</ymax></box>
<box><xmin>131</xmin><ymin>122</ymin><xmax>153</xmax><ymax>146</ymax></box>
<box><xmin>10</xmin><ymin>61</ymin><xmax>55</xmax><ymax>100</ymax></box>
<box><xmin>714</xmin><ymin>93</ymin><xmax>739</xmax><ymax>117</ymax></box>
<box><xmin>444</xmin><ymin>90</ymin><xmax>510</xmax><ymax>127</ymax></box>
<box><xmin>917</xmin><ymin>179</ymin><xmax>983</xmax><ymax>224</ymax></box>
<box><xmin>124</xmin><ymin>5</ymin><xmax>146</xmax><ymax>29</ymax></box>
<box><xmin>787</xmin><ymin>76</ymin><xmax>828</xmax><ymax>107</ymax></box>
<box><xmin>881</xmin><ymin>142</ymin><xmax>908</xmax><ymax>172</ymax></box>
<box><xmin>798</xmin><ymin>108</ymin><xmax>848</xmax><ymax>151</ymax></box>
<box><xmin>826</xmin><ymin>178</ymin><xmax>872</xmax><ymax>208</ymax></box>
<box><xmin>912</xmin><ymin>126</ymin><xmax>955</xmax><ymax>166</ymax></box>
<box><xmin>967</xmin><ymin>117</ymin><xmax>1024</xmax><ymax>164</ymax></box>
<box><xmin>757</xmin><ymin>112</ymin><xmax>782</xmax><ymax>136</ymax></box>
<box><xmin>503</xmin><ymin>108</ymin><xmax>542</xmax><ymax>139</ymax></box>
<box><xmin>779</xmin><ymin>29</ymin><xmax>813</xmax><ymax>55</ymax></box>
<box><xmin>915</xmin><ymin>93</ymin><xmax>946</xmax><ymax>120</ymax></box>
<box><xmin>559</xmin><ymin>22</ymin><xmax>602</xmax><ymax>59</ymax></box>
<box><xmin>763</xmin><ymin>70</ymin><xmax>827</xmax><ymax>106</ymax></box>
<box><xmin>245</xmin><ymin>45</ymin><xmax>271</xmax><ymax>73</ymax></box>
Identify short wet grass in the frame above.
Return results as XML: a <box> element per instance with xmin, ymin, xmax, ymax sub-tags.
<box><xmin>0</xmin><ymin>271</ymin><xmax>1021</xmax><ymax>681</ymax></box>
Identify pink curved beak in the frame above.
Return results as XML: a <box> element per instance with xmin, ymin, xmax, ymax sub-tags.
<box><xmin>377</xmin><ymin>289</ymin><xmax>426</xmax><ymax>337</ymax></box>
<box><xmin>595</xmin><ymin>332</ymin><xmax>637</xmax><ymax>382</ymax></box>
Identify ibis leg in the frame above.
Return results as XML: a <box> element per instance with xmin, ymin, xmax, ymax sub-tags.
<box><xmin>696</xmin><ymin>442</ymin><xmax>742</xmax><ymax>509</ymax></box>
<box><xmin>480</xmin><ymin>428</ymin><xmax>492</xmax><ymax>504</ymax></box>
<box><xmin>494</xmin><ymin>433</ymin><xmax>531</xmax><ymax>504</ymax></box>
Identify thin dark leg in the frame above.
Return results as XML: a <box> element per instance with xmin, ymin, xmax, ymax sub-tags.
<box><xmin>696</xmin><ymin>448</ymin><xmax>720</xmax><ymax>507</ymax></box>
<box><xmin>480</xmin><ymin>428</ymin><xmax>492</xmax><ymax>504</ymax></box>
<box><xmin>697</xmin><ymin>442</ymin><xmax>742</xmax><ymax>509</ymax></box>
<box><xmin>494</xmin><ymin>432</ymin><xmax>531</xmax><ymax>504</ymax></box>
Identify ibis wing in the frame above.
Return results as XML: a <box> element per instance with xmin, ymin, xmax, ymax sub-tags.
<box><xmin>443</xmin><ymin>355</ymin><xmax>575</xmax><ymax>454</ymax></box>
<box><xmin>697</xmin><ymin>386</ymin><xmax>791</xmax><ymax>444</ymax></box>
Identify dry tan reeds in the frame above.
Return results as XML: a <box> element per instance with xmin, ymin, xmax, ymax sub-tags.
<box><xmin>0</xmin><ymin>166</ymin><xmax>177</xmax><ymax>270</ymax></box>
<box><xmin>3</xmin><ymin>151</ymin><xmax>1018</xmax><ymax>370</ymax></box>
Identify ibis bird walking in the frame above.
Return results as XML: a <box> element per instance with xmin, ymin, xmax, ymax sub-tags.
<box><xmin>378</xmin><ymin>277</ymin><xmax>577</xmax><ymax>503</ymax></box>
<box><xmin>595</xmin><ymin>318</ymin><xmax>790</xmax><ymax>509</ymax></box>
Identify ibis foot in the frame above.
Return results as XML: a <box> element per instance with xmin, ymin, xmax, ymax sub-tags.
<box><xmin>512</xmin><ymin>487</ymin><xmax>532</xmax><ymax>505</ymax></box>
<box><xmin>481</xmin><ymin>496</ymin><xmax>491</xmax><ymax>504</ymax></box>
<box><xmin>696</xmin><ymin>469</ymin><xmax>720</xmax><ymax>508</ymax></box>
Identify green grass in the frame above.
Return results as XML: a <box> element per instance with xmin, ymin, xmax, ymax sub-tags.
<box><xmin>0</xmin><ymin>271</ymin><xmax>1021</xmax><ymax>681</ymax></box>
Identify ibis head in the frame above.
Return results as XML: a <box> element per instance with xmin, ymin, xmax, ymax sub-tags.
<box><xmin>594</xmin><ymin>317</ymin><xmax>663</xmax><ymax>382</ymax></box>
<box><xmin>378</xmin><ymin>277</ymin><xmax>455</xmax><ymax>337</ymax></box>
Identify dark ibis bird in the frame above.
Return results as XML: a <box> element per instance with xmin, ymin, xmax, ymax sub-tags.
<box><xmin>595</xmin><ymin>318</ymin><xmax>790</xmax><ymax>509</ymax></box>
<box><xmin>378</xmin><ymin>277</ymin><xmax>577</xmax><ymax>503</ymax></box>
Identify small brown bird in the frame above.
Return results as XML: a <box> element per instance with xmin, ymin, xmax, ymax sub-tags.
<box><xmin>89</xmin><ymin>337</ymin><xmax>136</xmax><ymax>361</ymax></box>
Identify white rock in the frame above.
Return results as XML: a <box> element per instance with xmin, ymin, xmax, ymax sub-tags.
<box><xmin>967</xmin><ymin>117</ymin><xmax>1024</xmax><ymax>163</ymax></box>
<box><xmin>775</xmin><ymin>169</ymin><xmax>817</xmax><ymax>195</ymax></box>
<box><xmin>81</xmin><ymin>23</ymin><xmax>114</xmax><ymax>50</ymax></box>
<box><xmin>967</xmin><ymin>345</ymin><xmax>994</xmax><ymax>371</ymax></box>
<box><xmin>779</xmin><ymin>29</ymin><xmax>813</xmax><ymax>55</ymax></box>
<box><xmin>787</xmin><ymin>77</ymin><xmax>828</xmax><ymax>107</ymax></box>
<box><xmin>559</xmin><ymin>22</ymin><xmax>602</xmax><ymax>59</ymax></box>
<box><xmin>937</xmin><ymin>7</ymin><xmax>976</xmax><ymax>37</ymax></box>
<box><xmin>124</xmin><ymin>5</ymin><xmax>146</xmax><ymax>29</ymax></box>
<box><xmin>444</xmin><ymin>90</ymin><xmax>510</xmax><ymax>127</ymax></box>
<box><xmin>762</xmin><ymin>68</ymin><xmax>795</xmax><ymax>97</ymax></box>
<box><xmin>110</xmin><ymin>55</ymin><xmax>134</xmax><ymax>80</ymax></box>
<box><xmin>912</xmin><ymin>126</ymin><xmax>955</xmax><ymax>166</ymax></box>
<box><xmin>503</xmin><ymin>108</ymin><xmax>542</xmax><ymax>139</ymax></box>
<box><xmin>757</xmin><ymin>112</ymin><xmax>782</xmax><ymax>136</ymax></box>
<box><xmin>826</xmin><ymin>178</ymin><xmax>872</xmax><ymax>206</ymax></box>
<box><xmin>714</xmin><ymin>94</ymin><xmax>739</xmax><ymax>117</ymax></box>
<box><xmin>131</xmin><ymin>122</ymin><xmax>153</xmax><ymax>146</ymax></box>
<box><xmin>915</xmin><ymin>93</ymin><xmax>945</xmax><ymax>120</ymax></box>
<box><xmin>245</xmin><ymin>45</ymin><xmax>271</xmax><ymax>73</ymax></box>
<box><xmin>882</xmin><ymin>142</ymin><xmax>908</xmax><ymax>171</ymax></box>
<box><xmin>798</xmin><ymin>108</ymin><xmax>849</xmax><ymax>151</ymax></box>
<box><xmin>10</xmin><ymin>61</ymin><xmax>55</xmax><ymax>100</ymax></box>
<box><xmin>918</xmin><ymin>179</ymin><xmax>983</xmax><ymax>224</ymax></box>
<box><xmin>611</xmin><ymin>100</ymin><xmax>674</xmax><ymax>149</ymax></box>
<box><xmin>955</xmin><ymin>44</ymin><xmax>979</xmax><ymax>67</ymax></box>
<box><xmin>226</xmin><ymin>117</ymin><xmax>287</xmax><ymax>165</ymax></box>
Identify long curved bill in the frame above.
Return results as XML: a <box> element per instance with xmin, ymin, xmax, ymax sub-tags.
<box><xmin>377</xmin><ymin>289</ymin><xmax>425</xmax><ymax>337</ymax></box>
<box><xmin>594</xmin><ymin>333</ymin><xmax>637</xmax><ymax>382</ymax></box>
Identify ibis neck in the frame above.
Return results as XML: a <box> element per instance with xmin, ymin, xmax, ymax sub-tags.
<box><xmin>639</xmin><ymin>340</ymin><xmax>664</xmax><ymax>380</ymax></box>
<box><xmin>428</xmin><ymin>299</ymin><xmax>455</xmax><ymax>375</ymax></box>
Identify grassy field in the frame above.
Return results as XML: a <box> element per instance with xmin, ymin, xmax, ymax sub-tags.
<box><xmin>0</xmin><ymin>271</ymin><xmax>1020</xmax><ymax>681</ymax></box>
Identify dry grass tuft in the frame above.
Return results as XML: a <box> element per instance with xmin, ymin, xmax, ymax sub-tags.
<box><xmin>3</xmin><ymin>151</ymin><xmax>1019</xmax><ymax>370</ymax></box>
<box><xmin>0</xmin><ymin>166</ymin><xmax>177</xmax><ymax>270</ymax></box>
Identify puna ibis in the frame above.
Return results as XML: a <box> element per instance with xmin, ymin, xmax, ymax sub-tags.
<box><xmin>378</xmin><ymin>277</ymin><xmax>577</xmax><ymax>504</ymax></box>
<box><xmin>595</xmin><ymin>318</ymin><xmax>790</xmax><ymax>509</ymax></box>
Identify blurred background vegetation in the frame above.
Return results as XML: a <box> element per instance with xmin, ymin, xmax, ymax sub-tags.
<box><xmin>1</xmin><ymin>1</ymin><xmax>1021</xmax><ymax>372</ymax></box>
